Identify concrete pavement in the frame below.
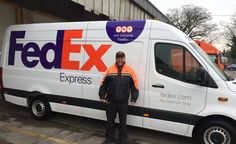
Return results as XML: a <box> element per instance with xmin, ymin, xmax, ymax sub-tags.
<box><xmin>0</xmin><ymin>99</ymin><xmax>193</xmax><ymax>144</ymax></box>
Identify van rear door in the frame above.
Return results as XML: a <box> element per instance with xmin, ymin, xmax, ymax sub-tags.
<box><xmin>145</xmin><ymin>40</ymin><xmax>207</xmax><ymax>135</ymax></box>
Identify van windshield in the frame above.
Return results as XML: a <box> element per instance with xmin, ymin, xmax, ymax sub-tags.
<box><xmin>190</xmin><ymin>42</ymin><xmax>228</xmax><ymax>81</ymax></box>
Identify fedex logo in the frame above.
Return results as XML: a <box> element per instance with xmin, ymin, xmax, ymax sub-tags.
<box><xmin>8</xmin><ymin>30</ymin><xmax>111</xmax><ymax>72</ymax></box>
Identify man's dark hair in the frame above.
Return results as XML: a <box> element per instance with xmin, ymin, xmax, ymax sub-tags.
<box><xmin>116</xmin><ymin>51</ymin><xmax>125</xmax><ymax>58</ymax></box>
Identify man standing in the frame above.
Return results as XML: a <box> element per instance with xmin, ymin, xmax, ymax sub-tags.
<box><xmin>99</xmin><ymin>51</ymin><xmax>139</xmax><ymax>144</ymax></box>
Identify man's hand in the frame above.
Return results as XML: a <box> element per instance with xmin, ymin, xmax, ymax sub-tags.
<box><xmin>129</xmin><ymin>102</ymin><xmax>136</xmax><ymax>106</ymax></box>
<box><xmin>100</xmin><ymin>99</ymin><xmax>108</xmax><ymax>104</ymax></box>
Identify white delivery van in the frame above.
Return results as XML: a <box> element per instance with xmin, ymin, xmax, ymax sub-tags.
<box><xmin>1</xmin><ymin>20</ymin><xmax>236</xmax><ymax>144</ymax></box>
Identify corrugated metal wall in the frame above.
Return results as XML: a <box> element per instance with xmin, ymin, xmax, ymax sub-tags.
<box><xmin>8</xmin><ymin>0</ymin><xmax>170</xmax><ymax>22</ymax></box>
<box><xmin>10</xmin><ymin>0</ymin><xmax>110</xmax><ymax>21</ymax></box>
<box><xmin>0</xmin><ymin>2</ymin><xmax>16</xmax><ymax>51</ymax></box>
<box><xmin>72</xmin><ymin>0</ymin><xmax>154</xmax><ymax>20</ymax></box>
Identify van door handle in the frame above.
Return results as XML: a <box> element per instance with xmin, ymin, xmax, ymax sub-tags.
<box><xmin>152</xmin><ymin>84</ymin><xmax>164</xmax><ymax>88</ymax></box>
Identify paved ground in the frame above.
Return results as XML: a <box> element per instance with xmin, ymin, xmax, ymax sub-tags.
<box><xmin>0</xmin><ymin>99</ymin><xmax>193</xmax><ymax>144</ymax></box>
<box><xmin>0</xmin><ymin>70</ymin><xmax>235</xmax><ymax>144</ymax></box>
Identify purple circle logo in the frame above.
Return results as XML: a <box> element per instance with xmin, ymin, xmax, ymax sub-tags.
<box><xmin>106</xmin><ymin>20</ymin><xmax>146</xmax><ymax>44</ymax></box>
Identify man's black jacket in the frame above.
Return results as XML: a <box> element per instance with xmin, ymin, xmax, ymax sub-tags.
<box><xmin>99</xmin><ymin>64</ymin><xmax>139</xmax><ymax>102</ymax></box>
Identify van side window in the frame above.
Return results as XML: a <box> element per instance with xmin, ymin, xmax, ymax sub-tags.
<box><xmin>154</xmin><ymin>43</ymin><xmax>201</xmax><ymax>84</ymax></box>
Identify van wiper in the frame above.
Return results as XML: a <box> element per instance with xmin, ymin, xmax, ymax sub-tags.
<box><xmin>227</xmin><ymin>75</ymin><xmax>235</xmax><ymax>81</ymax></box>
<box><xmin>223</xmin><ymin>71</ymin><xmax>234</xmax><ymax>81</ymax></box>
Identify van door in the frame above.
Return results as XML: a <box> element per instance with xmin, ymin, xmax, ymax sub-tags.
<box><xmin>146</xmin><ymin>40</ymin><xmax>207</xmax><ymax>135</ymax></box>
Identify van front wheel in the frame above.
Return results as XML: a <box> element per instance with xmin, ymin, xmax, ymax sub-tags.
<box><xmin>196</xmin><ymin>120</ymin><xmax>236</xmax><ymax>144</ymax></box>
<box><xmin>30</xmin><ymin>97</ymin><xmax>51</xmax><ymax>121</ymax></box>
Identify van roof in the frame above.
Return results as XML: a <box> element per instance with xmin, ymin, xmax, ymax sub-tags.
<box><xmin>5</xmin><ymin>20</ymin><xmax>190</xmax><ymax>44</ymax></box>
<box><xmin>5</xmin><ymin>20</ymin><xmax>177</xmax><ymax>32</ymax></box>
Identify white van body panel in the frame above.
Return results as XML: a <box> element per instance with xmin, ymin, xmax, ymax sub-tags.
<box><xmin>5</xmin><ymin>94</ymin><xmax>27</xmax><ymax>106</ymax></box>
<box><xmin>1</xmin><ymin>20</ymin><xmax>236</xmax><ymax>138</ymax></box>
<box><xmin>198</xmin><ymin>80</ymin><xmax>236</xmax><ymax>119</ymax></box>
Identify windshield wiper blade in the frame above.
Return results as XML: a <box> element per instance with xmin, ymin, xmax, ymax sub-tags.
<box><xmin>227</xmin><ymin>75</ymin><xmax>235</xmax><ymax>81</ymax></box>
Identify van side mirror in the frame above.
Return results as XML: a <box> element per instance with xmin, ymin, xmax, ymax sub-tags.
<box><xmin>197</xmin><ymin>67</ymin><xmax>208</xmax><ymax>86</ymax></box>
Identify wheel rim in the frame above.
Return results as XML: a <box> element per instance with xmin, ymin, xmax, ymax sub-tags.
<box><xmin>204</xmin><ymin>126</ymin><xmax>231</xmax><ymax>144</ymax></box>
<box><xmin>32</xmin><ymin>100</ymin><xmax>46</xmax><ymax>117</ymax></box>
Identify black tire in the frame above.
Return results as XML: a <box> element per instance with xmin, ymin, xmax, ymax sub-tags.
<box><xmin>29</xmin><ymin>97</ymin><xmax>51</xmax><ymax>121</ymax></box>
<box><xmin>195</xmin><ymin>119</ymin><xmax>236</xmax><ymax>144</ymax></box>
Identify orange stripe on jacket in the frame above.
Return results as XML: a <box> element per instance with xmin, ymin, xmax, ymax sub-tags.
<box><xmin>100</xmin><ymin>64</ymin><xmax>139</xmax><ymax>90</ymax></box>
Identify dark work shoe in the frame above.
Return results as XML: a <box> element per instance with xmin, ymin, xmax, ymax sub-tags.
<box><xmin>103</xmin><ymin>139</ymin><xmax>116</xmax><ymax>144</ymax></box>
<box><xmin>118</xmin><ymin>139</ymin><xmax>128</xmax><ymax>144</ymax></box>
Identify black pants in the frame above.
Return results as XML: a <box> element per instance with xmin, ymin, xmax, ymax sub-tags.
<box><xmin>105</xmin><ymin>100</ymin><xmax>128</xmax><ymax>144</ymax></box>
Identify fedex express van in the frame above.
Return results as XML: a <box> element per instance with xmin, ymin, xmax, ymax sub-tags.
<box><xmin>1</xmin><ymin>20</ymin><xmax>236</xmax><ymax>144</ymax></box>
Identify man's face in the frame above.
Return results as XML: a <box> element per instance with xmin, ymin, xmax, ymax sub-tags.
<box><xmin>116</xmin><ymin>57</ymin><xmax>126</xmax><ymax>66</ymax></box>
